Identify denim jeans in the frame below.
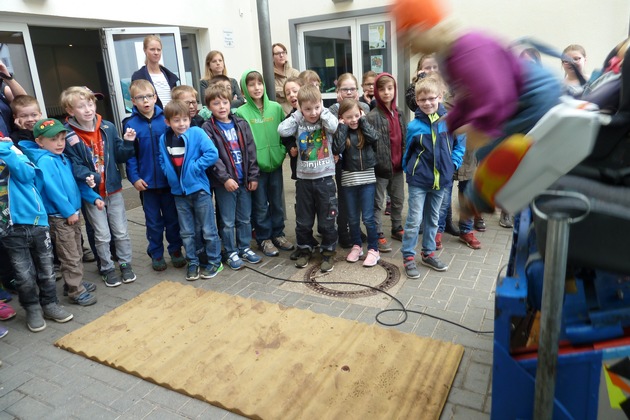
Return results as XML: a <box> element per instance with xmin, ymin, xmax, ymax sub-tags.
<box><xmin>83</xmin><ymin>191</ymin><xmax>133</xmax><ymax>273</ymax></box>
<box><xmin>3</xmin><ymin>225</ymin><xmax>58</xmax><ymax>309</ymax></box>
<box><xmin>457</xmin><ymin>180</ymin><xmax>474</xmax><ymax>234</ymax></box>
<box><xmin>437</xmin><ymin>182</ymin><xmax>453</xmax><ymax>233</ymax></box>
<box><xmin>374</xmin><ymin>171</ymin><xmax>405</xmax><ymax>233</ymax></box>
<box><xmin>142</xmin><ymin>188</ymin><xmax>182</xmax><ymax>259</ymax></box>
<box><xmin>251</xmin><ymin>167</ymin><xmax>285</xmax><ymax>242</ymax></box>
<box><xmin>174</xmin><ymin>190</ymin><xmax>221</xmax><ymax>267</ymax></box>
<box><xmin>214</xmin><ymin>185</ymin><xmax>253</xmax><ymax>255</ymax></box>
<box><xmin>344</xmin><ymin>182</ymin><xmax>378</xmax><ymax>251</ymax></box>
<box><xmin>295</xmin><ymin>176</ymin><xmax>337</xmax><ymax>252</ymax></box>
<box><xmin>401</xmin><ymin>185</ymin><xmax>444</xmax><ymax>259</ymax></box>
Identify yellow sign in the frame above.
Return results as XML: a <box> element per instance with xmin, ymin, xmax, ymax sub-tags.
<box><xmin>325</xmin><ymin>58</ymin><xmax>335</xmax><ymax>67</ymax></box>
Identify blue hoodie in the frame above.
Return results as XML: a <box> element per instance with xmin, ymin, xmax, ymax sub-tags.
<box><xmin>124</xmin><ymin>105</ymin><xmax>169</xmax><ymax>189</ymax></box>
<box><xmin>20</xmin><ymin>140</ymin><xmax>101</xmax><ymax>218</ymax></box>
<box><xmin>0</xmin><ymin>141</ymin><xmax>47</xmax><ymax>227</ymax></box>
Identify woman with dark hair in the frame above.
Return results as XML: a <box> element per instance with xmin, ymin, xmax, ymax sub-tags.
<box><xmin>272</xmin><ymin>42</ymin><xmax>300</xmax><ymax>115</ymax></box>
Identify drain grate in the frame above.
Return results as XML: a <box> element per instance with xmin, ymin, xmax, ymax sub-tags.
<box><xmin>304</xmin><ymin>257</ymin><xmax>401</xmax><ymax>298</ymax></box>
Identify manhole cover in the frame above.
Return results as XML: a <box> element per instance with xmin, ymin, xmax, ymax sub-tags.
<box><xmin>303</xmin><ymin>256</ymin><xmax>401</xmax><ymax>298</ymax></box>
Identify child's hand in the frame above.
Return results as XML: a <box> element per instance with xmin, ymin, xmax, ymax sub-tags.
<box><xmin>67</xmin><ymin>213</ymin><xmax>79</xmax><ymax>225</ymax></box>
<box><xmin>123</xmin><ymin>128</ymin><xmax>136</xmax><ymax>141</ymax></box>
<box><xmin>289</xmin><ymin>146</ymin><xmax>297</xmax><ymax>157</ymax></box>
<box><xmin>333</xmin><ymin>154</ymin><xmax>339</xmax><ymax>163</ymax></box>
<box><xmin>95</xmin><ymin>199</ymin><xmax>105</xmax><ymax>210</ymax></box>
<box><xmin>338</xmin><ymin>118</ymin><xmax>345</xmax><ymax>125</ymax></box>
<box><xmin>14</xmin><ymin>117</ymin><xmax>26</xmax><ymax>130</ymax></box>
<box><xmin>86</xmin><ymin>175</ymin><xmax>96</xmax><ymax>188</ymax></box>
<box><xmin>248</xmin><ymin>180</ymin><xmax>258</xmax><ymax>192</ymax></box>
<box><xmin>224</xmin><ymin>178</ymin><xmax>239</xmax><ymax>192</ymax></box>
<box><xmin>133</xmin><ymin>179</ymin><xmax>148</xmax><ymax>191</ymax></box>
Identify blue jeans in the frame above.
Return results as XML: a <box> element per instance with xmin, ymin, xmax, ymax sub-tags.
<box><xmin>437</xmin><ymin>183</ymin><xmax>453</xmax><ymax>233</ymax></box>
<box><xmin>344</xmin><ymin>182</ymin><xmax>378</xmax><ymax>251</ymax></box>
<box><xmin>3</xmin><ymin>225</ymin><xmax>58</xmax><ymax>309</ymax></box>
<box><xmin>174</xmin><ymin>190</ymin><xmax>221</xmax><ymax>267</ymax></box>
<box><xmin>401</xmin><ymin>185</ymin><xmax>444</xmax><ymax>259</ymax></box>
<box><xmin>83</xmin><ymin>191</ymin><xmax>133</xmax><ymax>272</ymax></box>
<box><xmin>142</xmin><ymin>188</ymin><xmax>182</xmax><ymax>259</ymax></box>
<box><xmin>214</xmin><ymin>185</ymin><xmax>253</xmax><ymax>255</ymax></box>
<box><xmin>458</xmin><ymin>180</ymin><xmax>474</xmax><ymax>234</ymax></box>
<box><xmin>251</xmin><ymin>167</ymin><xmax>286</xmax><ymax>242</ymax></box>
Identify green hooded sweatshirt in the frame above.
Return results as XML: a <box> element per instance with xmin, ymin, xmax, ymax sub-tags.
<box><xmin>235</xmin><ymin>70</ymin><xmax>286</xmax><ymax>172</ymax></box>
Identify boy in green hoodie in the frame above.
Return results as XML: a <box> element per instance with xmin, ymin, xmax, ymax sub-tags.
<box><xmin>235</xmin><ymin>70</ymin><xmax>294</xmax><ymax>257</ymax></box>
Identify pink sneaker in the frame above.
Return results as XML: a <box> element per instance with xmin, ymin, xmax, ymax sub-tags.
<box><xmin>0</xmin><ymin>302</ymin><xmax>16</xmax><ymax>320</ymax></box>
<box><xmin>346</xmin><ymin>245</ymin><xmax>363</xmax><ymax>263</ymax></box>
<box><xmin>363</xmin><ymin>249</ymin><xmax>380</xmax><ymax>267</ymax></box>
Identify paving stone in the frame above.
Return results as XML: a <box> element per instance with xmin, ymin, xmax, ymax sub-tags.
<box><xmin>463</xmin><ymin>362</ymin><xmax>492</xmax><ymax>394</ymax></box>
<box><xmin>0</xmin><ymin>390</ymin><xmax>24</xmax><ymax>411</ymax></box>
<box><xmin>447</xmin><ymin>387</ymin><xmax>485</xmax><ymax>411</ymax></box>
<box><xmin>5</xmin><ymin>395</ymin><xmax>52</xmax><ymax>419</ymax></box>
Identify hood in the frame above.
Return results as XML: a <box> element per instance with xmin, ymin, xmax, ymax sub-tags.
<box><xmin>65</xmin><ymin>113</ymin><xmax>103</xmax><ymax>132</ymax></box>
<box><xmin>414</xmin><ymin>102</ymin><xmax>448</xmax><ymax>122</ymax></box>
<box><xmin>239</xmin><ymin>69</ymin><xmax>270</xmax><ymax>112</ymax></box>
<box><xmin>18</xmin><ymin>140</ymin><xmax>52</xmax><ymax>164</ymax></box>
<box><xmin>373</xmin><ymin>72</ymin><xmax>398</xmax><ymax>114</ymax></box>
<box><xmin>131</xmin><ymin>103</ymin><xmax>164</xmax><ymax>120</ymax></box>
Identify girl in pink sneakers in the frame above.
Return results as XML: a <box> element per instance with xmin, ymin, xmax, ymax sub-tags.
<box><xmin>332</xmin><ymin>99</ymin><xmax>381</xmax><ymax>267</ymax></box>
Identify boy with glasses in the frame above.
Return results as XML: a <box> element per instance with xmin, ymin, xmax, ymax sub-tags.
<box><xmin>172</xmin><ymin>85</ymin><xmax>205</xmax><ymax>127</ymax></box>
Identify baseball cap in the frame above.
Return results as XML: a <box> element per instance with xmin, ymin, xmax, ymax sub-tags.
<box><xmin>33</xmin><ymin>118</ymin><xmax>68</xmax><ymax>139</ymax></box>
<box><xmin>83</xmin><ymin>86</ymin><xmax>104</xmax><ymax>100</ymax></box>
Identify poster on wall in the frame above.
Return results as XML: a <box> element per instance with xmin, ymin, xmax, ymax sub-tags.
<box><xmin>371</xmin><ymin>55</ymin><xmax>383</xmax><ymax>73</ymax></box>
<box><xmin>369</xmin><ymin>23</ymin><xmax>386</xmax><ymax>50</ymax></box>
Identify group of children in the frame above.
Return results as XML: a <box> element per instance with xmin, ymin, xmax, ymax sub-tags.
<box><xmin>0</xmin><ymin>53</ymin><xmax>470</xmax><ymax>336</ymax></box>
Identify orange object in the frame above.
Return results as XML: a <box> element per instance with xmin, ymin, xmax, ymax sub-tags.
<box><xmin>390</xmin><ymin>0</ymin><xmax>448</xmax><ymax>32</ymax></box>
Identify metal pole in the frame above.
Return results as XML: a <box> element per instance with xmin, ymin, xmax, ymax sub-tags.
<box><xmin>533</xmin><ymin>213</ymin><xmax>571</xmax><ymax>419</ymax></box>
<box><xmin>256</xmin><ymin>0</ymin><xmax>276</xmax><ymax>100</ymax></box>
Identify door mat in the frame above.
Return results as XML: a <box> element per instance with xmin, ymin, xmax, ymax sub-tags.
<box><xmin>56</xmin><ymin>281</ymin><xmax>464</xmax><ymax>419</ymax></box>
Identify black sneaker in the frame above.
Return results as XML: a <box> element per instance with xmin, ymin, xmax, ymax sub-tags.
<box><xmin>320</xmin><ymin>252</ymin><xmax>335</xmax><ymax>273</ymax></box>
<box><xmin>295</xmin><ymin>249</ymin><xmax>312</xmax><ymax>268</ymax></box>
<box><xmin>474</xmin><ymin>217</ymin><xmax>487</xmax><ymax>232</ymax></box>
<box><xmin>70</xmin><ymin>291</ymin><xmax>97</xmax><ymax>306</ymax></box>
<box><xmin>421</xmin><ymin>253</ymin><xmax>449</xmax><ymax>272</ymax></box>
<box><xmin>391</xmin><ymin>226</ymin><xmax>404</xmax><ymax>242</ymax></box>
<box><xmin>200</xmin><ymin>263</ymin><xmax>223</xmax><ymax>279</ymax></box>
<box><xmin>186</xmin><ymin>264</ymin><xmax>200</xmax><ymax>281</ymax></box>
<box><xmin>120</xmin><ymin>263</ymin><xmax>136</xmax><ymax>283</ymax></box>
<box><xmin>101</xmin><ymin>270</ymin><xmax>122</xmax><ymax>287</ymax></box>
<box><xmin>63</xmin><ymin>281</ymin><xmax>97</xmax><ymax>297</ymax></box>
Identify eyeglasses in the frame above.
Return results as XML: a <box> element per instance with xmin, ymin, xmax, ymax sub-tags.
<box><xmin>184</xmin><ymin>100</ymin><xmax>198</xmax><ymax>107</ymax></box>
<box><xmin>273</xmin><ymin>51</ymin><xmax>287</xmax><ymax>56</ymax></box>
<box><xmin>340</xmin><ymin>88</ymin><xmax>357</xmax><ymax>94</ymax></box>
<box><xmin>133</xmin><ymin>94</ymin><xmax>155</xmax><ymax>102</ymax></box>
<box><xmin>416</xmin><ymin>96</ymin><xmax>438</xmax><ymax>103</ymax></box>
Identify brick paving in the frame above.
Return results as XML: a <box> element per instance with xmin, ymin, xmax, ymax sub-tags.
<box><xmin>0</xmin><ymin>163</ymin><xmax>509</xmax><ymax>419</ymax></box>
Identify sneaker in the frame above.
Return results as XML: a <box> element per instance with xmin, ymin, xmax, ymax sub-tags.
<box><xmin>70</xmin><ymin>291</ymin><xmax>97</xmax><ymax>306</ymax></box>
<box><xmin>82</xmin><ymin>248</ymin><xmax>96</xmax><ymax>263</ymax></box>
<box><xmin>0</xmin><ymin>302</ymin><xmax>16</xmax><ymax>320</ymax></box>
<box><xmin>240</xmin><ymin>248</ymin><xmax>262</xmax><ymax>264</ymax></box>
<box><xmin>363</xmin><ymin>249</ymin><xmax>380</xmax><ymax>267</ymax></box>
<box><xmin>170</xmin><ymin>250</ymin><xmax>187</xmax><ymax>268</ymax></box>
<box><xmin>152</xmin><ymin>257</ymin><xmax>167</xmax><ymax>271</ymax></box>
<box><xmin>378</xmin><ymin>234</ymin><xmax>392</xmax><ymax>252</ymax></box>
<box><xmin>474</xmin><ymin>217</ymin><xmax>487</xmax><ymax>232</ymax></box>
<box><xmin>391</xmin><ymin>227</ymin><xmax>404</xmax><ymax>242</ymax></box>
<box><xmin>320</xmin><ymin>252</ymin><xmax>335</xmax><ymax>273</ymax></box>
<box><xmin>64</xmin><ymin>281</ymin><xmax>97</xmax><ymax>297</ymax></box>
<box><xmin>338</xmin><ymin>234</ymin><xmax>353</xmax><ymax>249</ymax></box>
<box><xmin>101</xmin><ymin>269</ymin><xmax>122</xmax><ymax>287</ymax></box>
<box><xmin>404</xmin><ymin>257</ymin><xmax>420</xmax><ymax>279</ymax></box>
<box><xmin>421</xmin><ymin>253</ymin><xmax>449</xmax><ymax>271</ymax></box>
<box><xmin>259</xmin><ymin>239</ymin><xmax>279</xmax><ymax>257</ymax></box>
<box><xmin>25</xmin><ymin>306</ymin><xmax>46</xmax><ymax>332</ymax></box>
<box><xmin>226</xmin><ymin>252</ymin><xmax>245</xmax><ymax>270</ymax></box>
<box><xmin>289</xmin><ymin>248</ymin><xmax>301</xmax><ymax>261</ymax></box>
<box><xmin>459</xmin><ymin>232</ymin><xmax>482</xmax><ymax>250</ymax></box>
<box><xmin>272</xmin><ymin>236</ymin><xmax>295</xmax><ymax>251</ymax></box>
<box><xmin>42</xmin><ymin>303</ymin><xmax>73</xmax><ymax>323</ymax></box>
<box><xmin>295</xmin><ymin>249</ymin><xmax>312</xmax><ymax>268</ymax></box>
<box><xmin>120</xmin><ymin>263</ymin><xmax>137</xmax><ymax>283</ymax></box>
<box><xmin>0</xmin><ymin>288</ymin><xmax>12</xmax><ymax>303</ymax></box>
<box><xmin>445</xmin><ymin>220</ymin><xmax>460</xmax><ymax>236</ymax></box>
<box><xmin>435</xmin><ymin>232</ymin><xmax>443</xmax><ymax>250</ymax></box>
<box><xmin>0</xmin><ymin>326</ymin><xmax>7</xmax><ymax>339</ymax></box>
<box><xmin>186</xmin><ymin>264</ymin><xmax>200</xmax><ymax>281</ymax></box>
<box><xmin>499</xmin><ymin>211</ymin><xmax>514</xmax><ymax>228</ymax></box>
<box><xmin>346</xmin><ymin>245</ymin><xmax>363</xmax><ymax>263</ymax></box>
<box><xmin>201</xmin><ymin>263</ymin><xmax>223</xmax><ymax>279</ymax></box>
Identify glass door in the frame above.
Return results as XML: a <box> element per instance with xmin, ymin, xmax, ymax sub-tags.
<box><xmin>297</xmin><ymin>14</ymin><xmax>396</xmax><ymax>107</ymax></box>
<box><xmin>0</xmin><ymin>23</ymin><xmax>45</xmax><ymax>116</ymax></box>
<box><xmin>101</xmin><ymin>27</ymin><xmax>186</xmax><ymax>130</ymax></box>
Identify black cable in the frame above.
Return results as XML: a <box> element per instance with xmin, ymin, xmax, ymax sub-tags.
<box><xmin>243</xmin><ymin>265</ymin><xmax>493</xmax><ymax>334</ymax></box>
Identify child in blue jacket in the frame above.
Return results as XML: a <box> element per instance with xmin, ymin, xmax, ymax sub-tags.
<box><xmin>158</xmin><ymin>100</ymin><xmax>221</xmax><ymax>280</ymax></box>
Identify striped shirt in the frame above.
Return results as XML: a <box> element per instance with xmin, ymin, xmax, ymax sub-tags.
<box><xmin>151</xmin><ymin>72</ymin><xmax>172</xmax><ymax>108</ymax></box>
<box><xmin>340</xmin><ymin>168</ymin><xmax>376</xmax><ymax>187</ymax></box>
<box><xmin>166</xmin><ymin>132</ymin><xmax>185</xmax><ymax>179</ymax></box>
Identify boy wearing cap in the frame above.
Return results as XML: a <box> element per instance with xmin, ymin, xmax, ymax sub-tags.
<box><xmin>61</xmin><ymin>86</ymin><xmax>137</xmax><ymax>287</ymax></box>
<box><xmin>20</xmin><ymin>118</ymin><xmax>104</xmax><ymax>306</ymax></box>
<box><xmin>0</xmin><ymin>134</ymin><xmax>73</xmax><ymax>332</ymax></box>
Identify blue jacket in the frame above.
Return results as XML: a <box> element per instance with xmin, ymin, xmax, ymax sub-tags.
<box><xmin>19</xmin><ymin>141</ymin><xmax>101</xmax><ymax>218</ymax></box>
<box><xmin>63</xmin><ymin>116</ymin><xmax>135</xmax><ymax>196</ymax></box>
<box><xmin>124</xmin><ymin>105</ymin><xmax>169</xmax><ymax>189</ymax></box>
<box><xmin>131</xmin><ymin>65</ymin><xmax>179</xmax><ymax>110</ymax></box>
<box><xmin>158</xmin><ymin>126</ymin><xmax>219</xmax><ymax>196</ymax></box>
<box><xmin>403</xmin><ymin>104</ymin><xmax>466</xmax><ymax>190</ymax></box>
<box><xmin>0</xmin><ymin>141</ymin><xmax>47</xmax><ymax>226</ymax></box>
